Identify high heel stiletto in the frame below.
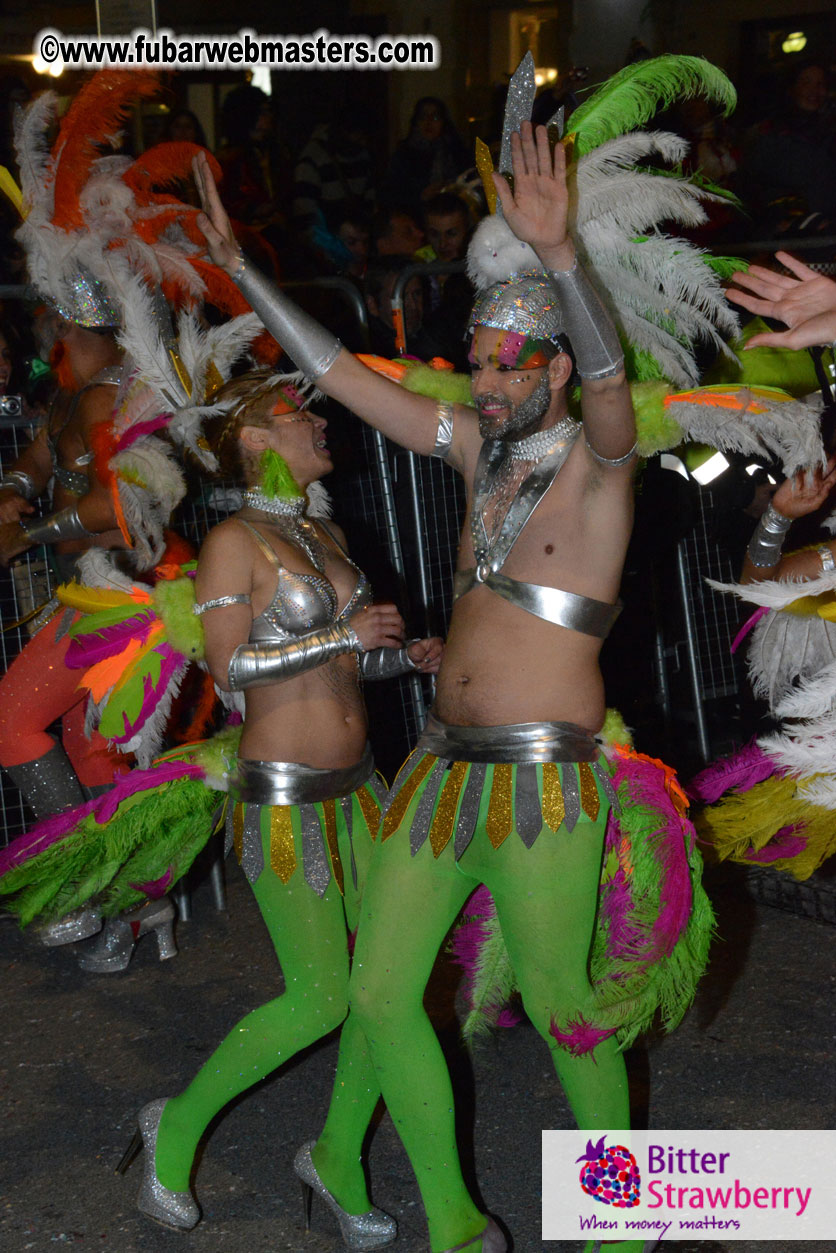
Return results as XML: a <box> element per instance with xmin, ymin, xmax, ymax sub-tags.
<box><xmin>293</xmin><ymin>1141</ymin><xmax>397</xmax><ymax>1250</ymax></box>
<box><xmin>443</xmin><ymin>1215</ymin><xmax>507</xmax><ymax>1252</ymax></box>
<box><xmin>77</xmin><ymin>897</ymin><xmax>176</xmax><ymax>972</ymax></box>
<box><xmin>117</xmin><ymin>1097</ymin><xmax>199</xmax><ymax>1230</ymax></box>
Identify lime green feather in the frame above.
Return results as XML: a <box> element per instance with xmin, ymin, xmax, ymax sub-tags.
<box><xmin>68</xmin><ymin>604</ymin><xmax>153</xmax><ymax>638</ymax></box>
<box><xmin>568</xmin><ymin>56</ymin><xmax>736</xmax><ymax>156</ymax></box>
<box><xmin>152</xmin><ymin>576</ymin><xmax>204</xmax><ymax>660</ymax></box>
<box><xmin>631</xmin><ymin>381</ymin><xmax>683</xmax><ymax>456</ymax></box>
<box><xmin>400</xmin><ymin>363</ymin><xmax>475</xmax><ymax>408</ymax></box>
<box><xmin>259</xmin><ymin>448</ymin><xmax>303</xmax><ymax>501</ymax></box>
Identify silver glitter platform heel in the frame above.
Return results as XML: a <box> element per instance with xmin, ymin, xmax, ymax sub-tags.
<box><xmin>117</xmin><ymin>1097</ymin><xmax>199</xmax><ymax>1230</ymax></box>
<box><xmin>443</xmin><ymin>1216</ymin><xmax>507</xmax><ymax>1252</ymax></box>
<box><xmin>293</xmin><ymin>1141</ymin><xmax>397</xmax><ymax>1250</ymax></box>
<box><xmin>77</xmin><ymin>897</ymin><xmax>176</xmax><ymax>973</ymax></box>
<box><xmin>38</xmin><ymin>905</ymin><xmax>103</xmax><ymax>946</ymax></box>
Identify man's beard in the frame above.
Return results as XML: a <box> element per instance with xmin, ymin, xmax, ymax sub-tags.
<box><xmin>475</xmin><ymin>373</ymin><xmax>552</xmax><ymax>441</ymax></box>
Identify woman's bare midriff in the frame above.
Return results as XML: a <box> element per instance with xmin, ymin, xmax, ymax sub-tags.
<box><xmin>237</xmin><ymin>655</ymin><xmax>369</xmax><ymax>767</ymax></box>
<box><xmin>433</xmin><ymin>587</ymin><xmax>607</xmax><ymax>732</ymax></box>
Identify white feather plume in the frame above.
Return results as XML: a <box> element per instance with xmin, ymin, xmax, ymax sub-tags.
<box><xmin>13</xmin><ymin>92</ymin><xmax>57</xmax><ymax>210</ymax></box>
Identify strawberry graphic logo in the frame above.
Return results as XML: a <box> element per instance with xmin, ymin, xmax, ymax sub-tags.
<box><xmin>576</xmin><ymin>1136</ymin><xmax>641</xmax><ymax>1208</ymax></box>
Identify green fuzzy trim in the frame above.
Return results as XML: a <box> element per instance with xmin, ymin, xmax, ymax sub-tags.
<box><xmin>622</xmin><ymin>343</ymin><xmax>666</xmax><ymax>383</ymax></box>
<box><xmin>599</xmin><ymin>708</ymin><xmax>634</xmax><ymax>749</ymax></box>
<box><xmin>631</xmin><ymin>381</ymin><xmax>683</xmax><ymax>456</ymax></box>
<box><xmin>400</xmin><ymin>363</ymin><xmax>475</xmax><ymax>408</ymax></box>
<box><xmin>702</xmin><ymin>317</ymin><xmax>820</xmax><ymax>398</ymax></box>
<box><xmin>567</xmin><ymin>55</ymin><xmax>736</xmax><ymax>156</ymax></box>
<box><xmin>152</xmin><ymin>576</ymin><xmax>204</xmax><ymax>660</ymax></box>
<box><xmin>0</xmin><ymin>778</ymin><xmax>223</xmax><ymax>925</ymax></box>
<box><xmin>156</xmin><ymin>723</ymin><xmax>242</xmax><ymax>790</ymax></box>
<box><xmin>259</xmin><ymin>448</ymin><xmax>304</xmax><ymax>501</ymax></box>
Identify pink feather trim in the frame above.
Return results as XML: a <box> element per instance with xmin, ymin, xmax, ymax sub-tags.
<box><xmin>115</xmin><ymin>413</ymin><xmax>171</xmax><ymax>451</ymax></box>
<box><xmin>64</xmin><ymin>613</ymin><xmax>155</xmax><ymax>668</ymax></box>
<box><xmin>744</xmin><ymin>826</ymin><xmax>808</xmax><ymax>864</ymax></box>
<box><xmin>549</xmin><ymin>1013</ymin><xmax>616</xmax><ymax>1056</ymax></box>
<box><xmin>111</xmin><ymin>646</ymin><xmax>184</xmax><ymax>743</ymax></box>
<box><xmin>731</xmin><ymin>606</ymin><xmax>770</xmax><ymax>654</ymax></box>
<box><xmin>0</xmin><ymin>799</ymin><xmax>99</xmax><ymax>875</ymax></box>
<box><xmin>687</xmin><ymin>740</ymin><xmax>775</xmax><ymax>804</ymax></box>
<box><xmin>130</xmin><ymin>867</ymin><xmax>173</xmax><ymax>898</ymax></box>
<box><xmin>95</xmin><ymin>760</ymin><xmax>205</xmax><ymax>824</ymax></box>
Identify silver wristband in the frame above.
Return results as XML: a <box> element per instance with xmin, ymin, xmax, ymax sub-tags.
<box><xmin>359</xmin><ymin>644</ymin><xmax>419</xmax><ymax>681</ymax></box>
<box><xmin>228</xmin><ymin>621</ymin><xmax>362</xmax><ymax>690</ymax></box>
<box><xmin>431</xmin><ymin>402</ymin><xmax>455</xmax><ymax>461</ymax></box>
<box><xmin>233</xmin><ymin>253</ymin><xmax>342</xmax><ymax>381</ymax></box>
<box><xmin>585</xmin><ymin>435</ymin><xmax>637</xmax><ymax>468</ymax></box>
<box><xmin>548</xmin><ymin>257</ymin><xmax>623</xmax><ymax>380</ymax></box>
<box><xmin>818</xmin><ymin>544</ymin><xmax>836</xmax><ymax>573</ymax></box>
<box><xmin>747</xmin><ymin>502</ymin><xmax>792</xmax><ymax>567</ymax></box>
<box><xmin>19</xmin><ymin>505</ymin><xmax>93</xmax><ymax>545</ymax></box>
<box><xmin>0</xmin><ymin>471</ymin><xmax>37</xmax><ymax>500</ymax></box>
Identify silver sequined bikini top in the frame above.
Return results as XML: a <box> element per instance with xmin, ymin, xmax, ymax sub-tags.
<box><xmin>47</xmin><ymin>364</ymin><xmax>122</xmax><ymax>497</ymax></box>
<box><xmin>237</xmin><ymin>518</ymin><xmax>372</xmax><ymax>642</ymax></box>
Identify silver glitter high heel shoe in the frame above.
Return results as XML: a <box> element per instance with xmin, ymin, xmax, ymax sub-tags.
<box><xmin>77</xmin><ymin>897</ymin><xmax>176</xmax><ymax>973</ymax></box>
<box><xmin>293</xmin><ymin>1141</ymin><xmax>397</xmax><ymax>1250</ymax></box>
<box><xmin>38</xmin><ymin>905</ymin><xmax>102</xmax><ymax>946</ymax></box>
<box><xmin>117</xmin><ymin>1097</ymin><xmax>199</xmax><ymax>1230</ymax></box>
<box><xmin>443</xmin><ymin>1216</ymin><xmax>507</xmax><ymax>1251</ymax></box>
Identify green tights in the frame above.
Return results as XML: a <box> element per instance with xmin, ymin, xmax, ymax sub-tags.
<box><xmin>314</xmin><ymin>781</ymin><xmax>641</xmax><ymax>1253</ymax></box>
<box><xmin>153</xmin><ymin>797</ymin><xmax>381</xmax><ymax>1209</ymax></box>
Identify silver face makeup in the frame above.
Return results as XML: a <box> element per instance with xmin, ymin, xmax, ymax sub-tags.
<box><xmin>474</xmin><ymin>371</ymin><xmax>552</xmax><ymax>441</ymax></box>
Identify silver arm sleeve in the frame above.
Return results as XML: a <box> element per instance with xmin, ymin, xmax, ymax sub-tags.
<box><xmin>19</xmin><ymin>505</ymin><xmax>93</xmax><ymax>545</ymax></box>
<box><xmin>228</xmin><ymin>621</ymin><xmax>362</xmax><ymax>691</ymax></box>
<box><xmin>233</xmin><ymin>254</ymin><xmax>342</xmax><ymax>381</ymax></box>
<box><xmin>431</xmin><ymin>403</ymin><xmax>455</xmax><ymax>461</ymax></box>
<box><xmin>0</xmin><ymin>471</ymin><xmax>37</xmax><ymax>500</ymax></box>
<box><xmin>359</xmin><ymin>645</ymin><xmax>419</xmax><ymax>681</ymax></box>
<box><xmin>746</xmin><ymin>502</ymin><xmax>792</xmax><ymax>568</ymax></box>
<box><xmin>548</xmin><ymin>257</ymin><xmax>624</xmax><ymax>380</ymax></box>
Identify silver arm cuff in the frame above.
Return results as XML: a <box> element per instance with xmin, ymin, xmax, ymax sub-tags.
<box><xmin>0</xmin><ymin>471</ymin><xmax>37</xmax><ymax>500</ymax></box>
<box><xmin>233</xmin><ymin>253</ymin><xmax>342</xmax><ymax>381</ymax></box>
<box><xmin>431</xmin><ymin>403</ymin><xmax>455</xmax><ymax>461</ymax></box>
<box><xmin>19</xmin><ymin>505</ymin><xmax>93</xmax><ymax>545</ymax></box>
<box><xmin>228</xmin><ymin>621</ymin><xmax>362</xmax><ymax>690</ymax></box>
<box><xmin>548</xmin><ymin>257</ymin><xmax>624</xmax><ymax>380</ymax></box>
<box><xmin>746</xmin><ymin>502</ymin><xmax>792</xmax><ymax>567</ymax></box>
<box><xmin>818</xmin><ymin>544</ymin><xmax>836</xmax><ymax>573</ymax></box>
<box><xmin>359</xmin><ymin>644</ymin><xmax>419</xmax><ymax>681</ymax></box>
<box><xmin>585</xmin><ymin>436</ymin><xmax>637</xmax><ymax>468</ymax></box>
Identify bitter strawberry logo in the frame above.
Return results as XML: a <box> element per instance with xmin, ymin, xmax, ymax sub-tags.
<box><xmin>577</xmin><ymin>1137</ymin><xmax>641</xmax><ymax>1208</ymax></box>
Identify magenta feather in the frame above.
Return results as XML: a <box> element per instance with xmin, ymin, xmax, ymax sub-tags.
<box><xmin>115</xmin><ymin>413</ymin><xmax>171</xmax><ymax>451</ymax></box>
<box><xmin>64</xmin><ymin>613</ymin><xmax>155</xmax><ymax>668</ymax></box>
<box><xmin>687</xmin><ymin>740</ymin><xmax>776</xmax><ymax>804</ymax></box>
<box><xmin>130</xmin><ymin>866</ymin><xmax>173</xmax><ymax>897</ymax></box>
<box><xmin>112</xmin><ymin>645</ymin><xmax>182</xmax><ymax>743</ymax></box>
<box><xmin>550</xmin><ymin>1014</ymin><xmax>616</xmax><ymax>1056</ymax></box>
<box><xmin>95</xmin><ymin>759</ymin><xmax>204</xmax><ymax>823</ymax></box>
<box><xmin>731</xmin><ymin>606</ymin><xmax>770</xmax><ymax>653</ymax></box>
<box><xmin>743</xmin><ymin>826</ymin><xmax>808</xmax><ymax>863</ymax></box>
<box><xmin>0</xmin><ymin>800</ymin><xmax>99</xmax><ymax>875</ymax></box>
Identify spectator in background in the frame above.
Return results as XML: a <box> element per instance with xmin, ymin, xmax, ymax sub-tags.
<box><xmin>364</xmin><ymin>255</ymin><xmax>440</xmax><ymax>359</ymax></box>
<box><xmin>380</xmin><ymin>97</ymin><xmax>470</xmax><ymax>217</ymax></box>
<box><xmin>419</xmin><ymin>192</ymin><xmax>472</xmax><ymax>267</ymax></box>
<box><xmin>292</xmin><ymin>119</ymin><xmax>376</xmax><ymax>263</ymax></box>
<box><xmin>217</xmin><ymin>84</ymin><xmax>290</xmax><ymax>234</ymax></box>
<box><xmin>372</xmin><ymin>206</ymin><xmax>424</xmax><ymax>258</ymax></box>
<box><xmin>161</xmin><ymin>108</ymin><xmax>207</xmax><ymax>148</ymax></box>
<box><xmin>738</xmin><ymin>60</ymin><xmax>836</xmax><ymax>236</ymax></box>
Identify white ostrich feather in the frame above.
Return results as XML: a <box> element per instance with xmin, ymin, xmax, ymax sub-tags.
<box><xmin>759</xmin><ymin>712</ymin><xmax>836</xmax><ymax>779</ymax></box>
<box><xmin>306</xmin><ymin>480</ymin><xmax>332</xmax><ymax>518</ymax></box>
<box><xmin>795</xmin><ymin>775</ymin><xmax>836</xmax><ymax>810</ymax></box>
<box><xmin>76</xmin><ymin>549</ymin><xmax>138</xmax><ymax>592</ymax></box>
<box><xmin>709</xmin><ymin>569</ymin><xmax>836</xmax><ymax>609</ymax></box>
<box><xmin>116</xmin><ymin>275</ymin><xmax>190</xmax><ymax>411</ymax></box>
<box><xmin>668</xmin><ymin>392</ymin><xmax>824</xmax><ymax>474</ymax></box>
<box><xmin>13</xmin><ymin>93</ymin><xmax>57</xmax><ymax>210</ymax></box>
<box><xmin>773</xmin><ymin>658</ymin><xmax>836</xmax><ymax>719</ymax></box>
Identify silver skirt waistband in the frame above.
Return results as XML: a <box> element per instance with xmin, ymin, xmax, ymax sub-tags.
<box><xmin>417</xmin><ymin>712</ymin><xmax>598</xmax><ymax>764</ymax></box>
<box><xmin>231</xmin><ymin>744</ymin><xmax>375</xmax><ymax>805</ymax></box>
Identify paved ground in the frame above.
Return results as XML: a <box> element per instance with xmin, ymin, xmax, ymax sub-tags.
<box><xmin>0</xmin><ymin>864</ymin><xmax>833</xmax><ymax>1253</ymax></box>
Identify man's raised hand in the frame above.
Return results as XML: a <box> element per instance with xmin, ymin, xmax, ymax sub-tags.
<box><xmin>193</xmin><ymin>152</ymin><xmax>240</xmax><ymax>276</ymax></box>
<box><xmin>492</xmin><ymin>122</ymin><xmax>574</xmax><ymax>270</ymax></box>
<box><xmin>728</xmin><ymin>251</ymin><xmax>836</xmax><ymax>350</ymax></box>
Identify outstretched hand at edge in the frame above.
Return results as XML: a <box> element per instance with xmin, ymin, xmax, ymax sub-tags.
<box><xmin>728</xmin><ymin>251</ymin><xmax>836</xmax><ymax>350</ymax></box>
<box><xmin>492</xmin><ymin>122</ymin><xmax>575</xmax><ymax>271</ymax></box>
<box><xmin>193</xmin><ymin>151</ymin><xmax>240</xmax><ymax>276</ymax></box>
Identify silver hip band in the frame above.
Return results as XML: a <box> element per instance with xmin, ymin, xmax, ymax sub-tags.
<box><xmin>232</xmin><ymin>744</ymin><xmax>375</xmax><ymax>805</ymax></box>
<box><xmin>417</xmin><ymin>712</ymin><xmax>599</xmax><ymax>763</ymax></box>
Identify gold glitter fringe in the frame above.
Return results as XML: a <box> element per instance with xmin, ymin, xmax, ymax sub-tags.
<box><xmin>541</xmin><ymin>763</ymin><xmax>565</xmax><ymax>831</ymax></box>
<box><xmin>269</xmin><ymin>806</ymin><xmax>297</xmax><ymax>884</ymax></box>
<box><xmin>356</xmin><ymin>783</ymin><xmax>382</xmax><ymax>839</ymax></box>
<box><xmin>429</xmin><ymin>760</ymin><xmax>468</xmax><ymax>857</ymax></box>
<box><xmin>321</xmin><ymin>798</ymin><xmax>344</xmax><ymax>896</ymax></box>
<box><xmin>381</xmin><ymin>753</ymin><xmax>438</xmax><ymax>841</ymax></box>
<box><xmin>578</xmin><ymin>762</ymin><xmax>600</xmax><ymax>821</ymax></box>
<box><xmin>486</xmin><ymin>764</ymin><xmax>514</xmax><ymax>848</ymax></box>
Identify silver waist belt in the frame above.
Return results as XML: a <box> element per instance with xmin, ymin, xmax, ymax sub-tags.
<box><xmin>454</xmin><ymin>568</ymin><xmax>621</xmax><ymax>639</ymax></box>
<box><xmin>232</xmin><ymin>744</ymin><xmax>375</xmax><ymax>805</ymax></box>
<box><xmin>417</xmin><ymin>712</ymin><xmax>598</xmax><ymax>764</ymax></box>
